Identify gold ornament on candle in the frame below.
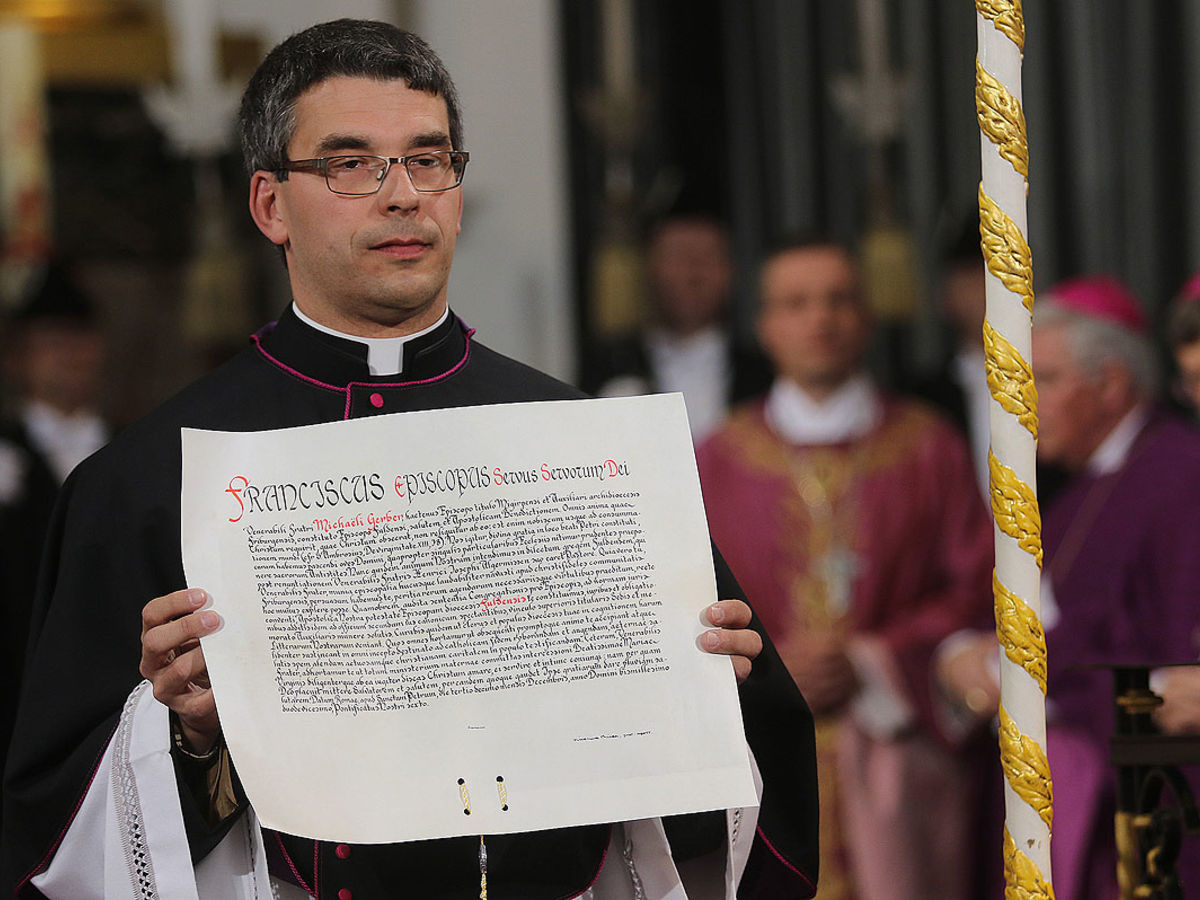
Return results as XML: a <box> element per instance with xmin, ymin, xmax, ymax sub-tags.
<box><xmin>988</xmin><ymin>450</ymin><xmax>1043</xmax><ymax>568</ymax></box>
<box><xmin>977</xmin><ymin>0</ymin><xmax>1026</xmax><ymax>52</ymax></box>
<box><xmin>984</xmin><ymin>319</ymin><xmax>1038</xmax><ymax>438</ymax></box>
<box><xmin>998</xmin><ymin>706</ymin><xmax>1054</xmax><ymax>830</ymax></box>
<box><xmin>976</xmin><ymin>60</ymin><xmax>1029</xmax><ymax>178</ymax></box>
<box><xmin>979</xmin><ymin>186</ymin><xmax>1035</xmax><ymax>314</ymax></box>
<box><xmin>1003</xmin><ymin>827</ymin><xmax>1056</xmax><ymax>899</ymax></box>
<box><xmin>993</xmin><ymin>571</ymin><xmax>1047</xmax><ymax>694</ymax></box>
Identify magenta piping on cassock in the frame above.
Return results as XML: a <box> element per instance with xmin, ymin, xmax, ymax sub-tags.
<box><xmin>250</xmin><ymin>323</ymin><xmax>476</xmax><ymax>420</ymax></box>
<box><xmin>754</xmin><ymin>823</ymin><xmax>816</xmax><ymax>893</ymax></box>
<box><xmin>270</xmin><ymin>831</ymin><xmax>316</xmax><ymax>897</ymax></box>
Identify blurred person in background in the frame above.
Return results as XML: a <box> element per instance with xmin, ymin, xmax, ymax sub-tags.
<box><xmin>5</xmin><ymin>261</ymin><xmax>109</xmax><ymax>484</ymax></box>
<box><xmin>584</xmin><ymin>211</ymin><xmax>772</xmax><ymax>442</ymax></box>
<box><xmin>1168</xmin><ymin>273</ymin><xmax>1200</xmax><ymax>416</ymax></box>
<box><xmin>906</xmin><ymin>217</ymin><xmax>1068</xmax><ymax>506</ymax></box>
<box><xmin>906</xmin><ymin>219</ymin><xmax>991</xmax><ymax>496</ymax></box>
<box><xmin>0</xmin><ymin>261</ymin><xmax>103</xmax><ymax>835</ymax></box>
<box><xmin>696</xmin><ymin>236</ymin><xmax>994</xmax><ymax>900</ymax></box>
<box><xmin>0</xmin><ymin>396</ymin><xmax>58</xmax><ymax>839</ymax></box>
<box><xmin>1154</xmin><ymin>277</ymin><xmax>1200</xmax><ymax>740</ymax></box>
<box><xmin>940</xmin><ymin>275</ymin><xmax>1200</xmax><ymax>900</ymax></box>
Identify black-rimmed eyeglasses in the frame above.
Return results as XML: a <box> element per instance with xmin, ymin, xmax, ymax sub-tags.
<box><xmin>276</xmin><ymin>150</ymin><xmax>470</xmax><ymax>195</ymax></box>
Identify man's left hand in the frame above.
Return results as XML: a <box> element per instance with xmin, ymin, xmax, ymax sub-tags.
<box><xmin>1155</xmin><ymin>668</ymin><xmax>1200</xmax><ymax>735</ymax></box>
<box><xmin>701</xmin><ymin>599</ymin><xmax>763</xmax><ymax>684</ymax></box>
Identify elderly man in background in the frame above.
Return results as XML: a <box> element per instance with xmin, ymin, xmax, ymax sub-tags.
<box><xmin>696</xmin><ymin>236</ymin><xmax>994</xmax><ymax>900</ymax></box>
<box><xmin>942</xmin><ymin>275</ymin><xmax>1200</xmax><ymax>900</ymax></box>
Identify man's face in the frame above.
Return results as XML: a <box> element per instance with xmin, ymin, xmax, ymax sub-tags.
<box><xmin>756</xmin><ymin>245</ymin><xmax>869</xmax><ymax>394</ymax></box>
<box><xmin>648</xmin><ymin>221</ymin><xmax>731</xmax><ymax>334</ymax></box>
<box><xmin>250</xmin><ymin>76</ymin><xmax>463</xmax><ymax>336</ymax></box>
<box><xmin>1176</xmin><ymin>340</ymin><xmax>1200</xmax><ymax>412</ymax></box>
<box><xmin>21</xmin><ymin>324</ymin><xmax>105</xmax><ymax>413</ymax></box>
<box><xmin>1031</xmin><ymin>323</ymin><xmax>1113</xmax><ymax>469</ymax></box>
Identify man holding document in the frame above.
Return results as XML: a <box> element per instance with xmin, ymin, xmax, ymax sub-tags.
<box><xmin>2</xmin><ymin>19</ymin><xmax>817</xmax><ymax>900</ymax></box>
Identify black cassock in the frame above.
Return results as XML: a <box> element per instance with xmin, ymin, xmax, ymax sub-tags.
<box><xmin>2</xmin><ymin>307</ymin><xmax>818</xmax><ymax>899</ymax></box>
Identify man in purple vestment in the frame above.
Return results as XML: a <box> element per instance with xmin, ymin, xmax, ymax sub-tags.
<box><xmin>944</xmin><ymin>275</ymin><xmax>1200</xmax><ymax>900</ymax></box>
<box><xmin>1161</xmin><ymin>278</ymin><xmax>1200</xmax><ymax>737</ymax></box>
<box><xmin>695</xmin><ymin>237</ymin><xmax>995</xmax><ymax>900</ymax></box>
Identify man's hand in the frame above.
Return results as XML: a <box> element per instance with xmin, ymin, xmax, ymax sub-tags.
<box><xmin>140</xmin><ymin>588</ymin><xmax>222</xmax><ymax>754</ymax></box>
<box><xmin>1155</xmin><ymin>668</ymin><xmax>1200</xmax><ymax>735</ymax></box>
<box><xmin>701</xmin><ymin>599</ymin><xmax>763</xmax><ymax>684</ymax></box>
<box><xmin>936</xmin><ymin>633</ymin><xmax>1001</xmax><ymax>721</ymax></box>
<box><xmin>777</xmin><ymin>631</ymin><xmax>858</xmax><ymax>716</ymax></box>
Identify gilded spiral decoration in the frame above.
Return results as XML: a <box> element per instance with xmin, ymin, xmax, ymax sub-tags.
<box><xmin>984</xmin><ymin>320</ymin><xmax>1038</xmax><ymax>438</ymax></box>
<box><xmin>1003</xmin><ymin>827</ymin><xmax>1055</xmax><ymax>900</ymax></box>
<box><xmin>988</xmin><ymin>449</ymin><xmax>1043</xmax><ymax>567</ymax></box>
<box><xmin>977</xmin><ymin>0</ymin><xmax>1026</xmax><ymax>52</ymax></box>
<box><xmin>999</xmin><ymin>706</ymin><xmax>1053</xmax><ymax>831</ymax></box>
<box><xmin>979</xmin><ymin>186</ymin><xmax>1035</xmax><ymax>314</ymax></box>
<box><xmin>976</xmin><ymin>60</ymin><xmax>1029</xmax><ymax>178</ymax></box>
<box><xmin>979</xmin><ymin>0</ymin><xmax>1052</xmax><ymax>891</ymax></box>
<box><xmin>993</xmin><ymin>571</ymin><xmax>1047</xmax><ymax>694</ymax></box>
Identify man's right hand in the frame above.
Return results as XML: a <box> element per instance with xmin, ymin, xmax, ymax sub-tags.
<box><xmin>140</xmin><ymin>588</ymin><xmax>222</xmax><ymax>754</ymax></box>
<box><xmin>936</xmin><ymin>632</ymin><xmax>1001</xmax><ymax>721</ymax></box>
<box><xmin>778</xmin><ymin>631</ymin><xmax>859</xmax><ymax>717</ymax></box>
<box><xmin>1155</xmin><ymin>668</ymin><xmax>1200</xmax><ymax>735</ymax></box>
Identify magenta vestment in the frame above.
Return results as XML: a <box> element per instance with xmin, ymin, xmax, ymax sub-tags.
<box><xmin>696</xmin><ymin>397</ymin><xmax>994</xmax><ymax>899</ymax></box>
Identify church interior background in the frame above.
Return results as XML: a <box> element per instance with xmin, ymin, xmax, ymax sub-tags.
<box><xmin>0</xmin><ymin>0</ymin><xmax>1197</xmax><ymax>427</ymax></box>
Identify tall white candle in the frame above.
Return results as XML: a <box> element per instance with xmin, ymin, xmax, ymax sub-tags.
<box><xmin>976</xmin><ymin>1</ymin><xmax>1055</xmax><ymax>896</ymax></box>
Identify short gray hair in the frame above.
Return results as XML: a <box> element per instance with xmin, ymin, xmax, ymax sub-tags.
<box><xmin>1036</xmin><ymin>301</ymin><xmax>1160</xmax><ymax>397</ymax></box>
<box><xmin>238</xmin><ymin>19</ymin><xmax>463</xmax><ymax>176</ymax></box>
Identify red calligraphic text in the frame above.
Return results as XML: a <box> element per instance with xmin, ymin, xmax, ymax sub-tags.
<box><xmin>366</xmin><ymin>510</ymin><xmax>404</xmax><ymax>529</ymax></box>
<box><xmin>226</xmin><ymin>475</ymin><xmax>249</xmax><ymax>523</ymax></box>
<box><xmin>312</xmin><ymin>513</ymin><xmax>365</xmax><ymax>534</ymax></box>
<box><xmin>479</xmin><ymin>594</ymin><xmax>530</xmax><ymax>611</ymax></box>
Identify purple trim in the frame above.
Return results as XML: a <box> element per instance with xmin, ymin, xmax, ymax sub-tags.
<box><xmin>754</xmin><ymin>824</ymin><xmax>816</xmax><ymax>894</ymax></box>
<box><xmin>250</xmin><ymin>333</ymin><xmax>345</xmax><ymax>395</ymax></box>
<box><xmin>251</xmin><ymin>325</ymin><xmax>476</xmax><ymax>422</ymax></box>
<box><xmin>16</xmin><ymin>724</ymin><xmax>118</xmax><ymax>898</ymax></box>
<box><xmin>271</xmin><ymin>832</ymin><xmax>316</xmax><ymax>897</ymax></box>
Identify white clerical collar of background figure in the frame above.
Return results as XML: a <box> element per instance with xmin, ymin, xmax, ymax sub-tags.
<box><xmin>292</xmin><ymin>303</ymin><xmax>450</xmax><ymax>376</ymax></box>
<box><xmin>1086</xmin><ymin>402</ymin><xmax>1150</xmax><ymax>476</ymax></box>
<box><xmin>764</xmin><ymin>373</ymin><xmax>882</xmax><ymax>446</ymax></box>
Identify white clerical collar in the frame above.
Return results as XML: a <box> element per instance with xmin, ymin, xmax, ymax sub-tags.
<box><xmin>645</xmin><ymin>324</ymin><xmax>725</xmax><ymax>354</ymax></box>
<box><xmin>951</xmin><ymin>347</ymin><xmax>992</xmax><ymax>498</ymax></box>
<box><xmin>764</xmin><ymin>373</ymin><xmax>882</xmax><ymax>445</ymax></box>
<box><xmin>292</xmin><ymin>303</ymin><xmax>450</xmax><ymax>376</ymax></box>
<box><xmin>23</xmin><ymin>399</ymin><xmax>108</xmax><ymax>483</ymax></box>
<box><xmin>1086</xmin><ymin>403</ymin><xmax>1151</xmax><ymax>476</ymax></box>
<box><xmin>644</xmin><ymin>325</ymin><xmax>729</xmax><ymax>443</ymax></box>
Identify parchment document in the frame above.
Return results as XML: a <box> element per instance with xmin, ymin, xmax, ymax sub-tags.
<box><xmin>182</xmin><ymin>393</ymin><xmax>757</xmax><ymax>844</ymax></box>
